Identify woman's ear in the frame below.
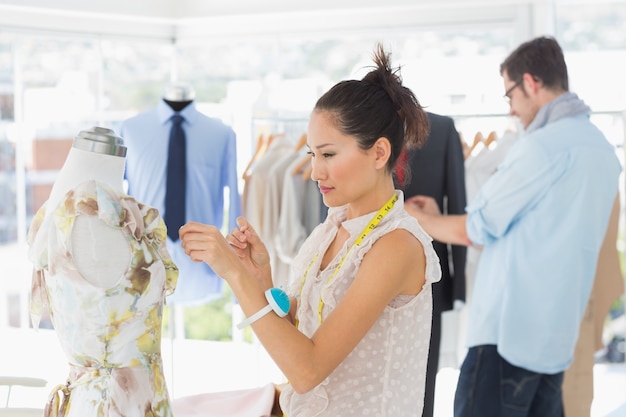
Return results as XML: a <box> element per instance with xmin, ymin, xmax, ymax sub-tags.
<box><xmin>373</xmin><ymin>137</ymin><xmax>391</xmax><ymax>169</ymax></box>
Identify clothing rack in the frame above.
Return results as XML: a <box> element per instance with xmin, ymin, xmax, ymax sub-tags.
<box><xmin>251</xmin><ymin>117</ymin><xmax>309</xmax><ymax>143</ymax></box>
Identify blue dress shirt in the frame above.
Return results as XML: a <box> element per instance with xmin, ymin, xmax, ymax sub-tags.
<box><xmin>119</xmin><ymin>100</ymin><xmax>241</xmax><ymax>304</ymax></box>
<box><xmin>465</xmin><ymin>114</ymin><xmax>621</xmax><ymax>373</ymax></box>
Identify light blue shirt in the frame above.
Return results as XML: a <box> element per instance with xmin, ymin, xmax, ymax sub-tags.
<box><xmin>119</xmin><ymin>100</ymin><xmax>241</xmax><ymax>305</ymax></box>
<box><xmin>465</xmin><ymin>114</ymin><xmax>621</xmax><ymax>373</ymax></box>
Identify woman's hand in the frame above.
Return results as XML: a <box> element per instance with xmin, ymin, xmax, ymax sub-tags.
<box><xmin>179</xmin><ymin>217</ymin><xmax>272</xmax><ymax>289</ymax></box>
<box><xmin>225</xmin><ymin>217</ymin><xmax>272</xmax><ymax>289</ymax></box>
<box><xmin>179</xmin><ymin>221</ymin><xmax>244</xmax><ymax>283</ymax></box>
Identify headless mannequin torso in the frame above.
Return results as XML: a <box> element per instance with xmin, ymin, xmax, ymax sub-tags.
<box><xmin>30</xmin><ymin>127</ymin><xmax>178</xmax><ymax>417</ymax></box>
<box><xmin>47</xmin><ymin>127</ymin><xmax>130</xmax><ymax>288</ymax></box>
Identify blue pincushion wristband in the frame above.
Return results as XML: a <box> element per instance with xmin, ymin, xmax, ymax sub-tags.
<box><xmin>237</xmin><ymin>288</ymin><xmax>290</xmax><ymax>330</ymax></box>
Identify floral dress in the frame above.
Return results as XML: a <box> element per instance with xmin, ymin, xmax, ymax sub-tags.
<box><xmin>27</xmin><ymin>180</ymin><xmax>178</xmax><ymax>417</ymax></box>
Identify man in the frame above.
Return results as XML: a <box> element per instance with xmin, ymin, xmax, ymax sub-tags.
<box><xmin>406</xmin><ymin>36</ymin><xmax>621</xmax><ymax>417</ymax></box>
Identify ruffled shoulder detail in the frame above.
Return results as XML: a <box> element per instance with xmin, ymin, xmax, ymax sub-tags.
<box><xmin>93</xmin><ymin>181</ymin><xmax>177</xmax><ymax>295</ymax></box>
<box><xmin>308</xmin><ymin>206</ymin><xmax>442</xmax><ymax>321</ymax></box>
<box><xmin>287</xmin><ymin>219</ymin><xmax>333</xmax><ymax>296</ymax></box>
<box><xmin>352</xmin><ymin>213</ymin><xmax>442</xmax><ymax>286</ymax></box>
<box><xmin>27</xmin><ymin>204</ymin><xmax>48</xmax><ymax>270</ymax></box>
<box><xmin>27</xmin><ymin>180</ymin><xmax>178</xmax><ymax>327</ymax></box>
<box><xmin>89</xmin><ymin>181</ymin><xmax>177</xmax><ymax>296</ymax></box>
<box><xmin>307</xmin><ymin>213</ymin><xmax>441</xmax><ymax>317</ymax></box>
<box><xmin>27</xmin><ymin>180</ymin><xmax>167</xmax><ymax>270</ymax></box>
<box><xmin>27</xmin><ymin>204</ymin><xmax>51</xmax><ymax>329</ymax></box>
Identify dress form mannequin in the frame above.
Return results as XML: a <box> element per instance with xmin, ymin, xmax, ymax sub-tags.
<box><xmin>47</xmin><ymin>127</ymin><xmax>130</xmax><ymax>288</ymax></box>
<box><xmin>28</xmin><ymin>126</ymin><xmax>178</xmax><ymax>417</ymax></box>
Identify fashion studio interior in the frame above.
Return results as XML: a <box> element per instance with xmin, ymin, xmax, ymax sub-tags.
<box><xmin>0</xmin><ymin>1</ymin><xmax>625</xmax><ymax>416</ymax></box>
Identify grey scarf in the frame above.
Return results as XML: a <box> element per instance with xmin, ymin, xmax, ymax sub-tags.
<box><xmin>525</xmin><ymin>92</ymin><xmax>591</xmax><ymax>134</ymax></box>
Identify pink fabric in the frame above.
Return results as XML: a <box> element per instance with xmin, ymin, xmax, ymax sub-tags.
<box><xmin>172</xmin><ymin>383</ymin><xmax>276</xmax><ymax>417</ymax></box>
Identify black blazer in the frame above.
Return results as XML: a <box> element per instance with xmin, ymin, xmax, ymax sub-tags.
<box><xmin>400</xmin><ymin>112</ymin><xmax>467</xmax><ymax>313</ymax></box>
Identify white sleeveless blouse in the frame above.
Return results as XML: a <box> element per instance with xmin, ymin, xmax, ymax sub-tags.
<box><xmin>280</xmin><ymin>190</ymin><xmax>442</xmax><ymax>417</ymax></box>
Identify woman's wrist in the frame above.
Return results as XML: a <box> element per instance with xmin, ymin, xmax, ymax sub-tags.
<box><xmin>260</xmin><ymin>265</ymin><xmax>273</xmax><ymax>290</ymax></box>
<box><xmin>226</xmin><ymin>267</ymin><xmax>253</xmax><ymax>292</ymax></box>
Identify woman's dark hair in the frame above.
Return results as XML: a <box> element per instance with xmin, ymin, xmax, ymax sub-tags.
<box><xmin>313</xmin><ymin>43</ymin><xmax>429</xmax><ymax>179</ymax></box>
<box><xmin>500</xmin><ymin>36</ymin><xmax>569</xmax><ymax>92</ymax></box>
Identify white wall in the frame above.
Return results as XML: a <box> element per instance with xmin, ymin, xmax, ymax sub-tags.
<box><xmin>0</xmin><ymin>0</ymin><xmax>556</xmax><ymax>43</ymax></box>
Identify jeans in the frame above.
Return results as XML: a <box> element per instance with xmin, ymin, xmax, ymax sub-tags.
<box><xmin>454</xmin><ymin>345</ymin><xmax>564</xmax><ymax>417</ymax></box>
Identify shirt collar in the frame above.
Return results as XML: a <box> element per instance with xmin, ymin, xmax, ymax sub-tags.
<box><xmin>157</xmin><ymin>99</ymin><xmax>199</xmax><ymax>125</ymax></box>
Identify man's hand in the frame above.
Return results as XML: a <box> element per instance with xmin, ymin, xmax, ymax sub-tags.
<box><xmin>405</xmin><ymin>195</ymin><xmax>441</xmax><ymax>219</ymax></box>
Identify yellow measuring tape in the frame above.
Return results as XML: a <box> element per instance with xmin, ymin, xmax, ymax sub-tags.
<box><xmin>297</xmin><ymin>193</ymin><xmax>398</xmax><ymax>325</ymax></box>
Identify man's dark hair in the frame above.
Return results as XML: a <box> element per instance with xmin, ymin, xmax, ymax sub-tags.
<box><xmin>500</xmin><ymin>36</ymin><xmax>569</xmax><ymax>92</ymax></box>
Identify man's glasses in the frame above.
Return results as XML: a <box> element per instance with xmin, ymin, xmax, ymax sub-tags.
<box><xmin>503</xmin><ymin>79</ymin><xmax>523</xmax><ymax>104</ymax></box>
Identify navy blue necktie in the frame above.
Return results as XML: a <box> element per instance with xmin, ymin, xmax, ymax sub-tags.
<box><xmin>165</xmin><ymin>114</ymin><xmax>186</xmax><ymax>241</ymax></box>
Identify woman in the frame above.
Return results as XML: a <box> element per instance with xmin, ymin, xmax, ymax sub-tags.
<box><xmin>180</xmin><ymin>44</ymin><xmax>441</xmax><ymax>416</ymax></box>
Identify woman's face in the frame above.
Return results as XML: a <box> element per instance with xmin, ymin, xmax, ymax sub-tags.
<box><xmin>307</xmin><ymin>110</ymin><xmax>379</xmax><ymax>209</ymax></box>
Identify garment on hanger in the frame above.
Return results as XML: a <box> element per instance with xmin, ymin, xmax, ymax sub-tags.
<box><xmin>465</xmin><ymin>130</ymin><xmax>519</xmax><ymax>205</ymax></box>
<box><xmin>399</xmin><ymin>112</ymin><xmax>467</xmax><ymax>417</ymax></box>
<box><xmin>275</xmin><ymin>155</ymin><xmax>322</xmax><ymax>267</ymax></box>
<box><xmin>483</xmin><ymin>131</ymin><xmax>497</xmax><ymax>148</ymax></box>
<box><xmin>262</xmin><ymin>134</ymin><xmax>307</xmax><ymax>242</ymax></box>
<box><xmin>244</xmin><ymin>135</ymin><xmax>293</xmax><ymax>238</ymax></box>
<box><xmin>242</xmin><ymin>134</ymin><xmax>269</xmax><ymax>181</ymax></box>
<box><xmin>291</xmin><ymin>152</ymin><xmax>313</xmax><ymax>180</ymax></box>
<box><xmin>265</xmin><ymin>151</ymin><xmax>307</xmax><ymax>288</ymax></box>
<box><xmin>120</xmin><ymin>99</ymin><xmax>241</xmax><ymax>305</ymax></box>
<box><xmin>464</xmin><ymin>131</ymin><xmax>484</xmax><ymax>160</ymax></box>
<box><xmin>244</xmin><ymin>135</ymin><xmax>297</xmax><ymax>288</ymax></box>
<box><xmin>243</xmin><ymin>130</ymin><xmax>323</xmax><ymax>290</ymax></box>
<box><xmin>562</xmin><ymin>195</ymin><xmax>624</xmax><ymax>417</ymax></box>
<box><xmin>241</xmin><ymin>133</ymin><xmax>280</xmax><ymax>211</ymax></box>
